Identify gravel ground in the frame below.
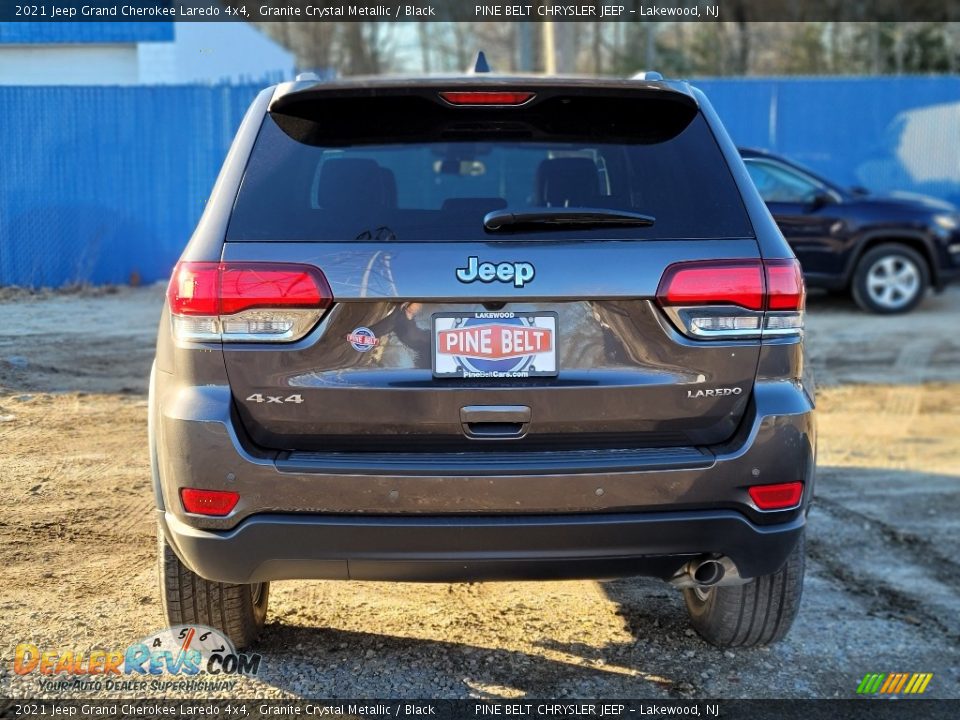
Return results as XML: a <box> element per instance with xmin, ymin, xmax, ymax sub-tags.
<box><xmin>0</xmin><ymin>285</ymin><xmax>958</xmax><ymax>699</ymax></box>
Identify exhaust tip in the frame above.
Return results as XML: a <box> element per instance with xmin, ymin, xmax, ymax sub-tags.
<box><xmin>669</xmin><ymin>556</ymin><xmax>743</xmax><ymax>589</ymax></box>
<box><xmin>692</xmin><ymin>559</ymin><xmax>725</xmax><ymax>586</ymax></box>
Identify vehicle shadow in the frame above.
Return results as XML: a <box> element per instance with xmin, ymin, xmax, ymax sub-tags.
<box><xmin>249</xmin><ymin>593</ymin><xmax>692</xmax><ymax>699</ymax></box>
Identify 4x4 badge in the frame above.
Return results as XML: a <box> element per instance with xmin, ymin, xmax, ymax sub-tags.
<box><xmin>456</xmin><ymin>256</ymin><xmax>535</xmax><ymax>288</ymax></box>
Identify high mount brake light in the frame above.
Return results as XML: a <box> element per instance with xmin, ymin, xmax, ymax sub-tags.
<box><xmin>439</xmin><ymin>91</ymin><xmax>536</xmax><ymax>106</ymax></box>
<box><xmin>657</xmin><ymin>259</ymin><xmax>805</xmax><ymax>339</ymax></box>
<box><xmin>748</xmin><ymin>481</ymin><xmax>804</xmax><ymax>511</ymax></box>
<box><xmin>167</xmin><ymin>262</ymin><xmax>333</xmax><ymax>343</ymax></box>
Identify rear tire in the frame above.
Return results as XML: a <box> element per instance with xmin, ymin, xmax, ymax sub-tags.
<box><xmin>682</xmin><ymin>532</ymin><xmax>805</xmax><ymax>648</ymax></box>
<box><xmin>158</xmin><ymin>526</ymin><xmax>268</xmax><ymax>650</ymax></box>
<box><xmin>851</xmin><ymin>243</ymin><xmax>929</xmax><ymax>314</ymax></box>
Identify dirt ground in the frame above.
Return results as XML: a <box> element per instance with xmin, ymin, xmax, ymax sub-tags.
<box><xmin>0</xmin><ymin>285</ymin><xmax>958</xmax><ymax>699</ymax></box>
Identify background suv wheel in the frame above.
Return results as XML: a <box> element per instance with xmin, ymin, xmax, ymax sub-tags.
<box><xmin>852</xmin><ymin>243</ymin><xmax>929</xmax><ymax>314</ymax></box>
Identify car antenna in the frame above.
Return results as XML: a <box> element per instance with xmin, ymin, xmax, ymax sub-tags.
<box><xmin>470</xmin><ymin>51</ymin><xmax>492</xmax><ymax>74</ymax></box>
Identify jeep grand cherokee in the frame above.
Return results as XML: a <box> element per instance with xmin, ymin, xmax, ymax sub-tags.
<box><xmin>150</xmin><ymin>71</ymin><xmax>816</xmax><ymax>649</ymax></box>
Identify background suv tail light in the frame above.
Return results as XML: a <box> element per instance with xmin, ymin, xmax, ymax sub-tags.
<box><xmin>167</xmin><ymin>262</ymin><xmax>333</xmax><ymax>343</ymax></box>
<box><xmin>657</xmin><ymin>258</ymin><xmax>805</xmax><ymax>340</ymax></box>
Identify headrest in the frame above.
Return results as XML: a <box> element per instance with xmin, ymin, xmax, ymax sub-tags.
<box><xmin>379</xmin><ymin>167</ymin><xmax>397</xmax><ymax>208</ymax></box>
<box><xmin>316</xmin><ymin>158</ymin><xmax>395</xmax><ymax>209</ymax></box>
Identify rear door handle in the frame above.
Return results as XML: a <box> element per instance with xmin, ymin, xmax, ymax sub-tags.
<box><xmin>460</xmin><ymin>405</ymin><xmax>530</xmax><ymax>439</ymax></box>
<box><xmin>460</xmin><ymin>405</ymin><xmax>531</xmax><ymax>424</ymax></box>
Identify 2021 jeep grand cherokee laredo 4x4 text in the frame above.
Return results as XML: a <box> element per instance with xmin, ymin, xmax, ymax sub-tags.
<box><xmin>151</xmin><ymin>72</ymin><xmax>815</xmax><ymax>649</ymax></box>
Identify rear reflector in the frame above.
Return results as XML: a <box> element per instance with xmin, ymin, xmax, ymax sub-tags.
<box><xmin>180</xmin><ymin>488</ymin><xmax>240</xmax><ymax>516</ymax></box>
<box><xmin>748</xmin><ymin>482</ymin><xmax>804</xmax><ymax>510</ymax></box>
<box><xmin>167</xmin><ymin>262</ymin><xmax>333</xmax><ymax>343</ymax></box>
<box><xmin>439</xmin><ymin>91</ymin><xmax>535</xmax><ymax>106</ymax></box>
<box><xmin>657</xmin><ymin>258</ymin><xmax>805</xmax><ymax>339</ymax></box>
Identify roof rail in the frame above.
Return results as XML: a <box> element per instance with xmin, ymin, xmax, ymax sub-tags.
<box><xmin>631</xmin><ymin>70</ymin><xmax>664</xmax><ymax>81</ymax></box>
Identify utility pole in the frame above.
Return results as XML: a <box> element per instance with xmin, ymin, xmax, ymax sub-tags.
<box><xmin>543</xmin><ymin>21</ymin><xmax>557</xmax><ymax>74</ymax></box>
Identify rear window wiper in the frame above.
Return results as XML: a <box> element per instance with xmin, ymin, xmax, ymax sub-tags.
<box><xmin>484</xmin><ymin>208</ymin><xmax>655</xmax><ymax>232</ymax></box>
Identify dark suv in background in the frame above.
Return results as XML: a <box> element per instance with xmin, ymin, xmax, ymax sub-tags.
<box><xmin>741</xmin><ymin>148</ymin><xmax>960</xmax><ymax>313</ymax></box>
<box><xmin>151</xmin><ymin>71</ymin><xmax>815</xmax><ymax>650</ymax></box>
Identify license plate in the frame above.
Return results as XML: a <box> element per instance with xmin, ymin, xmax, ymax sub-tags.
<box><xmin>432</xmin><ymin>312</ymin><xmax>558</xmax><ymax>378</ymax></box>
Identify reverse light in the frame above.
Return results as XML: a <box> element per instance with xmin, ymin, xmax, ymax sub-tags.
<box><xmin>180</xmin><ymin>488</ymin><xmax>240</xmax><ymax>516</ymax></box>
<box><xmin>688</xmin><ymin>314</ymin><xmax>762</xmax><ymax>335</ymax></box>
<box><xmin>439</xmin><ymin>91</ymin><xmax>535</xmax><ymax>106</ymax></box>
<box><xmin>748</xmin><ymin>481</ymin><xmax>804</xmax><ymax>511</ymax></box>
<box><xmin>657</xmin><ymin>258</ymin><xmax>805</xmax><ymax>340</ymax></box>
<box><xmin>167</xmin><ymin>262</ymin><xmax>333</xmax><ymax>343</ymax></box>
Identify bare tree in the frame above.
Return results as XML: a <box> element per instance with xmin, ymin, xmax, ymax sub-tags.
<box><xmin>252</xmin><ymin>18</ymin><xmax>960</xmax><ymax>80</ymax></box>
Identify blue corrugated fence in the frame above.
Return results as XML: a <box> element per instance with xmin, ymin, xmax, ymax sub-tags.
<box><xmin>0</xmin><ymin>83</ymin><xmax>260</xmax><ymax>287</ymax></box>
<box><xmin>696</xmin><ymin>76</ymin><xmax>960</xmax><ymax>204</ymax></box>
<box><xmin>3</xmin><ymin>76</ymin><xmax>960</xmax><ymax>287</ymax></box>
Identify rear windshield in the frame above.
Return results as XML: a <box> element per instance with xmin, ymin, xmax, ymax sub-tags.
<box><xmin>227</xmin><ymin>102</ymin><xmax>753</xmax><ymax>242</ymax></box>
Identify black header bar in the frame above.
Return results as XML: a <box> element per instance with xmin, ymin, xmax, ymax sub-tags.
<box><xmin>3</xmin><ymin>0</ymin><xmax>960</xmax><ymax>23</ymax></box>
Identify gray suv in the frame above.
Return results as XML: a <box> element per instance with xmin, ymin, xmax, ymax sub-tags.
<box><xmin>151</xmin><ymin>71</ymin><xmax>815</xmax><ymax>650</ymax></box>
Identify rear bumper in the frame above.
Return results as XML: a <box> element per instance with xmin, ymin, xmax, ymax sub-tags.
<box><xmin>159</xmin><ymin>508</ymin><xmax>806</xmax><ymax>585</ymax></box>
<box><xmin>152</xmin><ymin>370</ymin><xmax>815</xmax><ymax>585</ymax></box>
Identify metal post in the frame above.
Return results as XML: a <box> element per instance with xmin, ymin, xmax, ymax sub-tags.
<box><xmin>543</xmin><ymin>21</ymin><xmax>557</xmax><ymax>75</ymax></box>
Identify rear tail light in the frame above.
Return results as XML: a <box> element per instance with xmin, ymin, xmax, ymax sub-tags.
<box><xmin>762</xmin><ymin>258</ymin><xmax>806</xmax><ymax>334</ymax></box>
<box><xmin>167</xmin><ymin>262</ymin><xmax>333</xmax><ymax>343</ymax></box>
<box><xmin>657</xmin><ymin>261</ymin><xmax>764</xmax><ymax>310</ymax></box>
<box><xmin>765</xmin><ymin>260</ymin><xmax>805</xmax><ymax>310</ymax></box>
<box><xmin>439</xmin><ymin>91</ymin><xmax>535</xmax><ymax>106</ymax></box>
<box><xmin>748</xmin><ymin>481</ymin><xmax>804</xmax><ymax>511</ymax></box>
<box><xmin>657</xmin><ymin>259</ymin><xmax>805</xmax><ymax>339</ymax></box>
<box><xmin>180</xmin><ymin>488</ymin><xmax>240</xmax><ymax>516</ymax></box>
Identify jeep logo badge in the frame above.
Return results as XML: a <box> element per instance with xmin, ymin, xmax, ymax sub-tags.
<box><xmin>456</xmin><ymin>256</ymin><xmax>535</xmax><ymax>288</ymax></box>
